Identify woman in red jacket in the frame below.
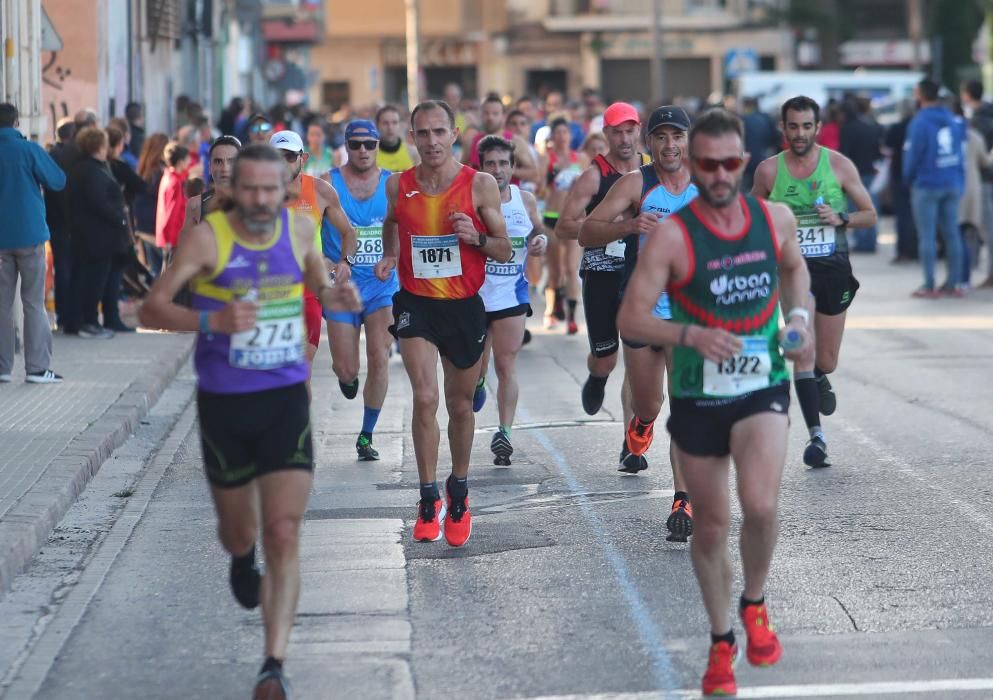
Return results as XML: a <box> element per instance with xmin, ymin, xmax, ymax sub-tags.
<box><xmin>155</xmin><ymin>142</ymin><xmax>190</xmax><ymax>258</ymax></box>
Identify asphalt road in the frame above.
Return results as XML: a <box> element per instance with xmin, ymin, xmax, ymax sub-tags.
<box><xmin>2</xmin><ymin>238</ymin><xmax>992</xmax><ymax>699</ymax></box>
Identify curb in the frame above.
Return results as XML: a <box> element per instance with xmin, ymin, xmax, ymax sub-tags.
<box><xmin>0</xmin><ymin>337</ymin><xmax>195</xmax><ymax>595</ymax></box>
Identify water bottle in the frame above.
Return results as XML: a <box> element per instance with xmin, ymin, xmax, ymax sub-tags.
<box><xmin>779</xmin><ymin>327</ymin><xmax>803</xmax><ymax>351</ymax></box>
<box><xmin>814</xmin><ymin>196</ymin><xmax>825</xmax><ymax>207</ymax></box>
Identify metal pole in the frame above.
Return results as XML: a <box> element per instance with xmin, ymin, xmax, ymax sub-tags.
<box><xmin>908</xmin><ymin>0</ymin><xmax>922</xmax><ymax>73</ymax></box>
<box><xmin>405</xmin><ymin>0</ymin><xmax>420</xmax><ymax>110</ymax></box>
<box><xmin>650</xmin><ymin>0</ymin><xmax>663</xmax><ymax>107</ymax></box>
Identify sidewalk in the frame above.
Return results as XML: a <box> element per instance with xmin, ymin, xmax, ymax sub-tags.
<box><xmin>0</xmin><ymin>329</ymin><xmax>194</xmax><ymax>594</ymax></box>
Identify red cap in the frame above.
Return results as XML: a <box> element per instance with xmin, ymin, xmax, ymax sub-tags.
<box><xmin>603</xmin><ymin>102</ymin><xmax>641</xmax><ymax>127</ymax></box>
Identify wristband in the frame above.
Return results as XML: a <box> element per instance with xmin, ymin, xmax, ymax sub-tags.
<box><xmin>787</xmin><ymin>307</ymin><xmax>810</xmax><ymax>326</ymax></box>
<box><xmin>199</xmin><ymin>311</ymin><xmax>211</xmax><ymax>334</ymax></box>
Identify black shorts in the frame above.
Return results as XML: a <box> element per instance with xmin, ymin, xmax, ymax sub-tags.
<box><xmin>809</xmin><ymin>259</ymin><xmax>859</xmax><ymax>316</ymax></box>
<box><xmin>487</xmin><ymin>303</ymin><xmax>532</xmax><ymax>324</ymax></box>
<box><xmin>582</xmin><ymin>270</ymin><xmax>623</xmax><ymax>358</ymax></box>
<box><xmin>667</xmin><ymin>383</ymin><xmax>790</xmax><ymax>458</ymax></box>
<box><xmin>197</xmin><ymin>382</ymin><xmax>313</xmax><ymax>488</ymax></box>
<box><xmin>543</xmin><ymin>214</ymin><xmax>559</xmax><ymax>230</ymax></box>
<box><xmin>390</xmin><ymin>289</ymin><xmax>487</xmax><ymax>369</ymax></box>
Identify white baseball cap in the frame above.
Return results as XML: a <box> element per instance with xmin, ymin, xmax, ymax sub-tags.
<box><xmin>269</xmin><ymin>130</ymin><xmax>304</xmax><ymax>152</ymax></box>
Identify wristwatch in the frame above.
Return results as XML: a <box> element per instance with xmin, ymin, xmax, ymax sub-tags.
<box><xmin>474</xmin><ymin>233</ymin><xmax>488</xmax><ymax>248</ymax></box>
<box><xmin>837</xmin><ymin>211</ymin><xmax>850</xmax><ymax>228</ymax></box>
<box><xmin>344</xmin><ymin>254</ymin><xmax>356</xmax><ymax>266</ymax></box>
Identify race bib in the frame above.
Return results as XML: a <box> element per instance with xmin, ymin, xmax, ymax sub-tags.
<box><xmin>796</xmin><ymin>221</ymin><xmax>836</xmax><ymax>258</ymax></box>
<box><xmin>486</xmin><ymin>236</ymin><xmax>526</xmax><ymax>276</ymax></box>
<box><xmin>702</xmin><ymin>336</ymin><xmax>772</xmax><ymax>396</ymax></box>
<box><xmin>605</xmin><ymin>239</ymin><xmax>626</xmax><ymax>258</ymax></box>
<box><xmin>411</xmin><ymin>234</ymin><xmax>462</xmax><ymax>279</ymax></box>
<box><xmin>355</xmin><ymin>225</ymin><xmax>384</xmax><ymax>266</ymax></box>
<box><xmin>229</xmin><ymin>299</ymin><xmax>305</xmax><ymax>370</ymax></box>
<box><xmin>554</xmin><ymin>166</ymin><xmax>581</xmax><ymax>190</ymax></box>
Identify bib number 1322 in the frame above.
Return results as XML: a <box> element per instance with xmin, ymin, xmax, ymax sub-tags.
<box><xmin>702</xmin><ymin>336</ymin><xmax>772</xmax><ymax>396</ymax></box>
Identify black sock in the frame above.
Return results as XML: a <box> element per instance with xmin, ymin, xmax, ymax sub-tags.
<box><xmin>674</xmin><ymin>491</ymin><xmax>689</xmax><ymax>503</ymax></box>
<box><xmin>740</xmin><ymin>594</ymin><xmax>765</xmax><ymax>610</ymax></box>
<box><xmin>711</xmin><ymin>630</ymin><xmax>735</xmax><ymax>647</ymax></box>
<box><xmin>232</xmin><ymin>545</ymin><xmax>256</xmax><ymax>570</ymax></box>
<box><xmin>814</xmin><ymin>367</ymin><xmax>826</xmax><ymax>379</ymax></box>
<box><xmin>447</xmin><ymin>475</ymin><xmax>468</xmax><ymax>501</ymax></box>
<box><xmin>567</xmin><ymin>299</ymin><xmax>578</xmax><ymax>321</ymax></box>
<box><xmin>587</xmin><ymin>374</ymin><xmax>608</xmax><ymax>387</ymax></box>
<box><xmin>260</xmin><ymin>656</ymin><xmax>283</xmax><ymax>674</ymax></box>
<box><xmin>793</xmin><ymin>372</ymin><xmax>822</xmax><ymax>436</ymax></box>
<box><xmin>419</xmin><ymin>482</ymin><xmax>439</xmax><ymax>502</ymax></box>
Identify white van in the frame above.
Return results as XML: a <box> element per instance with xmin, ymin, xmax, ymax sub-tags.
<box><xmin>737</xmin><ymin>70</ymin><xmax>925</xmax><ymax>118</ymax></box>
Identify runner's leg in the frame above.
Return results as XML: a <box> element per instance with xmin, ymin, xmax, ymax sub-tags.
<box><xmin>362</xmin><ymin>307</ymin><xmax>394</xmax><ymax>424</ymax></box>
<box><xmin>442</xmin><ymin>355</ymin><xmax>481</xmax><ymax>479</ymax></box>
<box><xmin>327</xmin><ymin>320</ymin><xmax>361</xmax><ymax>385</ymax></box>
<box><xmin>400</xmin><ymin>337</ymin><xmax>442</xmax><ymax>484</ymax></box>
<box><xmin>491</xmin><ymin>313</ymin><xmax>526</xmax><ymax>428</ymax></box>
<box><xmin>210</xmin><ymin>481</ymin><xmax>259</xmax><ymax>559</ymax></box>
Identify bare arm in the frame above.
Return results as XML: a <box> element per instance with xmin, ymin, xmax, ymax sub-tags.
<box><xmin>511</xmin><ymin>136</ymin><xmax>539</xmax><ymax>184</ymax></box>
<box><xmin>466</xmin><ymin>171</ymin><xmax>511</xmax><ymax>263</ymax></box>
<box><xmin>293</xmin><ymin>215</ymin><xmax>362</xmax><ymax>312</ymax></box>
<box><xmin>750</xmin><ymin>156</ymin><xmax>777</xmax><ymax>198</ymax></box>
<box><xmin>768</xmin><ymin>202</ymin><xmax>814</xmax><ymax>360</ymax></box>
<box><xmin>179</xmin><ymin>195</ymin><xmax>202</xmax><ymax>237</ymax></box>
<box><xmin>521</xmin><ymin>190</ymin><xmax>548</xmax><ymax>256</ymax></box>
<box><xmin>316</xmin><ymin>177</ymin><xmax>357</xmax><ymax>283</ymax></box>
<box><xmin>829</xmin><ymin>152</ymin><xmax>877</xmax><ymax>230</ymax></box>
<box><xmin>555</xmin><ymin>166</ymin><xmax>599</xmax><ymax>240</ymax></box>
<box><xmin>374</xmin><ymin>174</ymin><xmax>401</xmax><ymax>281</ymax></box>
<box><xmin>579</xmin><ymin>171</ymin><xmax>654</xmax><ymax>247</ymax></box>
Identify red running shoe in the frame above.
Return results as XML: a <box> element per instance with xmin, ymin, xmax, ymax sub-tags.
<box><xmin>412</xmin><ymin>498</ymin><xmax>446</xmax><ymax>542</ymax></box>
<box><xmin>444</xmin><ymin>485</ymin><xmax>472</xmax><ymax>547</ymax></box>
<box><xmin>701</xmin><ymin>641</ymin><xmax>741</xmax><ymax>697</ymax></box>
<box><xmin>625</xmin><ymin>416</ymin><xmax>655</xmax><ymax>456</ymax></box>
<box><xmin>740</xmin><ymin>602</ymin><xmax>783</xmax><ymax>667</ymax></box>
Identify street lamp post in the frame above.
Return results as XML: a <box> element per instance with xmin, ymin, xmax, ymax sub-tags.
<box><xmin>650</xmin><ymin>0</ymin><xmax>663</xmax><ymax>107</ymax></box>
<box><xmin>405</xmin><ymin>0</ymin><xmax>420</xmax><ymax>110</ymax></box>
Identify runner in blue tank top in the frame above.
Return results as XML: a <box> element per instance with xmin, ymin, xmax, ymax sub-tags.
<box><xmin>320</xmin><ymin>120</ymin><xmax>400</xmax><ymax>461</ymax></box>
<box><xmin>138</xmin><ymin>144</ymin><xmax>361</xmax><ymax>699</ymax></box>
<box><xmin>581</xmin><ymin>105</ymin><xmax>696</xmax><ymax>541</ymax></box>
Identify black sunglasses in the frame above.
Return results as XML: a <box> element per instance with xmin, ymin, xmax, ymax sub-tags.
<box><xmin>347</xmin><ymin>139</ymin><xmax>379</xmax><ymax>151</ymax></box>
<box><xmin>694</xmin><ymin>156</ymin><xmax>744</xmax><ymax>173</ymax></box>
<box><xmin>281</xmin><ymin>150</ymin><xmax>302</xmax><ymax>163</ymax></box>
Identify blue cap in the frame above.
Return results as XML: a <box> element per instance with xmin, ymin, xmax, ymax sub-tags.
<box><xmin>345</xmin><ymin>119</ymin><xmax>380</xmax><ymax>140</ymax></box>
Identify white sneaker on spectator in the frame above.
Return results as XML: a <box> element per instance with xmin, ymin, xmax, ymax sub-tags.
<box><xmin>26</xmin><ymin>370</ymin><xmax>63</xmax><ymax>384</ymax></box>
<box><xmin>0</xmin><ymin>373</ymin><xmax>12</xmax><ymax>383</ymax></box>
<box><xmin>78</xmin><ymin>324</ymin><xmax>115</xmax><ymax>339</ymax></box>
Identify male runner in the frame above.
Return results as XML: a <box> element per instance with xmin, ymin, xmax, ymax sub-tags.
<box><xmin>474</xmin><ymin>135</ymin><xmax>547</xmax><ymax>464</ymax></box>
<box><xmin>138</xmin><ymin>144</ymin><xmax>362</xmax><ymax>699</ymax></box>
<box><xmin>544</xmin><ymin>117</ymin><xmax>586</xmax><ymax>332</ymax></box>
<box><xmin>751</xmin><ymin>95</ymin><xmax>877</xmax><ymax>467</ymax></box>
<box><xmin>376</xmin><ymin>104</ymin><xmax>419</xmax><ymax>172</ymax></box>
<box><xmin>322</xmin><ymin>120</ymin><xmax>400</xmax><ymax>460</ymax></box>
<box><xmin>581</xmin><ymin>106</ymin><xmax>696</xmax><ymax>538</ymax></box>
<box><xmin>270</xmin><ymin>130</ymin><xmax>358</xmax><ymax>371</ymax></box>
<box><xmin>557</xmin><ymin>102</ymin><xmax>643</xmax><ymax>422</ymax></box>
<box><xmin>617</xmin><ymin>108</ymin><xmax>812</xmax><ymax>697</ymax></box>
<box><xmin>182</xmin><ymin>135</ymin><xmax>241</xmax><ymax>227</ymax></box>
<box><xmin>374</xmin><ymin>100</ymin><xmax>510</xmax><ymax>547</ymax></box>
<box><xmin>466</xmin><ymin>94</ymin><xmax>539</xmax><ymax>184</ymax></box>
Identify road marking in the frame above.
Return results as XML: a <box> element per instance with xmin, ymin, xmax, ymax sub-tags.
<box><xmin>516</xmin><ymin>401</ymin><xmax>680</xmax><ymax>695</ymax></box>
<box><xmin>519</xmin><ymin>677</ymin><xmax>993</xmax><ymax>698</ymax></box>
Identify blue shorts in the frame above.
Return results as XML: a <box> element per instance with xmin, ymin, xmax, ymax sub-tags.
<box><xmin>324</xmin><ymin>279</ymin><xmax>398</xmax><ymax>328</ymax></box>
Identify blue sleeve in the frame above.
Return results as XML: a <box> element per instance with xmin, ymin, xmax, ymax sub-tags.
<box><xmin>31</xmin><ymin>143</ymin><xmax>66</xmax><ymax>192</ymax></box>
<box><xmin>902</xmin><ymin>119</ymin><xmax>924</xmax><ymax>186</ymax></box>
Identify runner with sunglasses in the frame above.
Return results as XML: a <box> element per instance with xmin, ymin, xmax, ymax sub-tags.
<box><xmin>618</xmin><ymin>108</ymin><xmax>812</xmax><ymax>697</ymax></box>
<box><xmin>580</xmin><ymin>106</ymin><xmax>696</xmax><ymax>540</ymax></box>
<box><xmin>248</xmin><ymin>113</ymin><xmax>273</xmax><ymax>145</ymax></box>
<box><xmin>270</xmin><ymin>130</ymin><xmax>359</xmax><ymax>381</ymax></box>
<box><xmin>751</xmin><ymin>95</ymin><xmax>877</xmax><ymax>468</ymax></box>
<box><xmin>321</xmin><ymin>120</ymin><xmax>399</xmax><ymax>460</ymax></box>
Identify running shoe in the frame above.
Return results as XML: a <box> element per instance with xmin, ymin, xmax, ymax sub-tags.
<box><xmin>618</xmin><ymin>442</ymin><xmax>648</xmax><ymax>474</ymax></box>
<box><xmin>0</xmin><ymin>374</ymin><xmax>11</xmax><ymax>383</ymax></box>
<box><xmin>816</xmin><ymin>375</ymin><xmax>836</xmax><ymax>416</ymax></box>
<box><xmin>444</xmin><ymin>483</ymin><xmax>472</xmax><ymax>547</ymax></box>
<box><xmin>522</xmin><ymin>329</ymin><xmax>532</xmax><ymax>345</ymax></box>
<box><xmin>625</xmin><ymin>416</ymin><xmax>655</xmax><ymax>456</ymax></box>
<box><xmin>472</xmin><ymin>378</ymin><xmax>487</xmax><ymax>413</ymax></box>
<box><xmin>581</xmin><ymin>375</ymin><xmax>606</xmax><ymax>415</ymax></box>
<box><xmin>339</xmin><ymin>378</ymin><xmax>360</xmax><ymax>400</ymax></box>
<box><xmin>230</xmin><ymin>551</ymin><xmax>261</xmax><ymax>610</ymax></box>
<box><xmin>253</xmin><ymin>667</ymin><xmax>291</xmax><ymax>700</ymax></box>
<box><xmin>413</xmin><ymin>498</ymin><xmax>446</xmax><ymax>542</ymax></box>
<box><xmin>802</xmin><ymin>435</ymin><xmax>829</xmax><ymax>468</ymax></box>
<box><xmin>666</xmin><ymin>497</ymin><xmax>693</xmax><ymax>542</ymax></box>
<box><xmin>356</xmin><ymin>433</ymin><xmax>380</xmax><ymax>461</ymax></box>
<box><xmin>567</xmin><ymin>320</ymin><xmax>578</xmax><ymax>335</ymax></box>
<box><xmin>25</xmin><ymin>369</ymin><xmax>63</xmax><ymax>384</ymax></box>
<box><xmin>701</xmin><ymin>641</ymin><xmax>741</xmax><ymax>697</ymax></box>
<box><xmin>740</xmin><ymin>602</ymin><xmax>783</xmax><ymax>667</ymax></box>
<box><xmin>491</xmin><ymin>428</ymin><xmax>513</xmax><ymax>466</ymax></box>
<box><xmin>78</xmin><ymin>323</ymin><xmax>114</xmax><ymax>339</ymax></box>
<box><xmin>553</xmin><ymin>288</ymin><xmax>566</xmax><ymax>321</ymax></box>
<box><xmin>939</xmin><ymin>284</ymin><xmax>966</xmax><ymax>298</ymax></box>
<box><xmin>543</xmin><ymin>315</ymin><xmax>558</xmax><ymax>330</ymax></box>
<box><xmin>911</xmin><ymin>286</ymin><xmax>939</xmax><ymax>299</ymax></box>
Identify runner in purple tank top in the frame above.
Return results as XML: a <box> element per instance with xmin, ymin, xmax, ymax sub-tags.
<box><xmin>139</xmin><ymin>144</ymin><xmax>360</xmax><ymax>700</ymax></box>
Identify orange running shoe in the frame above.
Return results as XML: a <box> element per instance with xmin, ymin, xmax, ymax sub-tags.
<box><xmin>701</xmin><ymin>641</ymin><xmax>741</xmax><ymax>697</ymax></box>
<box><xmin>567</xmin><ymin>320</ymin><xmax>579</xmax><ymax>335</ymax></box>
<box><xmin>412</xmin><ymin>498</ymin><xmax>446</xmax><ymax>542</ymax></box>
<box><xmin>666</xmin><ymin>497</ymin><xmax>693</xmax><ymax>542</ymax></box>
<box><xmin>740</xmin><ymin>602</ymin><xmax>783</xmax><ymax>667</ymax></box>
<box><xmin>625</xmin><ymin>416</ymin><xmax>655</xmax><ymax>456</ymax></box>
<box><xmin>444</xmin><ymin>486</ymin><xmax>472</xmax><ymax>547</ymax></box>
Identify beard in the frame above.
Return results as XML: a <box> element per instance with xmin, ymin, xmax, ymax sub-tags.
<box><xmin>696</xmin><ymin>178</ymin><xmax>740</xmax><ymax>208</ymax></box>
<box><xmin>790</xmin><ymin>139</ymin><xmax>814</xmax><ymax>157</ymax></box>
<box><xmin>237</xmin><ymin>204</ymin><xmax>279</xmax><ymax>233</ymax></box>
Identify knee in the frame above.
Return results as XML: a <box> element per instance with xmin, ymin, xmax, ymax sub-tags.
<box><xmin>691</xmin><ymin>515</ymin><xmax>729</xmax><ymax>549</ymax></box>
<box><xmin>218</xmin><ymin>521</ymin><xmax>256</xmax><ymax>556</ymax></box>
<box><xmin>332</xmin><ymin>357</ymin><xmax>359</xmax><ymax>382</ymax></box>
<box><xmin>447</xmin><ymin>394</ymin><xmax>474</xmax><ymax>422</ymax></box>
<box><xmin>262</xmin><ymin>517</ymin><xmax>301</xmax><ymax>560</ymax></box>
<box><xmin>494</xmin><ymin>354</ymin><xmax>515</xmax><ymax>381</ymax></box>
<box><xmin>816</xmin><ymin>353</ymin><xmax>838</xmax><ymax>374</ymax></box>
<box><xmin>412</xmin><ymin>387</ymin><xmax>439</xmax><ymax>414</ymax></box>
<box><xmin>741</xmin><ymin>497</ymin><xmax>778</xmax><ymax>530</ymax></box>
<box><xmin>367</xmin><ymin>346</ymin><xmax>389</xmax><ymax>374</ymax></box>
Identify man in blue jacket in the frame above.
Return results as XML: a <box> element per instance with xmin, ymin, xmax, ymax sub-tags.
<box><xmin>0</xmin><ymin>103</ymin><xmax>66</xmax><ymax>383</ymax></box>
<box><xmin>903</xmin><ymin>79</ymin><xmax>966</xmax><ymax>297</ymax></box>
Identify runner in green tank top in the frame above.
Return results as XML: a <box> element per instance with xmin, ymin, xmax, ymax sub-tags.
<box><xmin>752</xmin><ymin>96</ymin><xmax>878</xmax><ymax>468</ymax></box>
<box><xmin>618</xmin><ymin>109</ymin><xmax>813</xmax><ymax>698</ymax></box>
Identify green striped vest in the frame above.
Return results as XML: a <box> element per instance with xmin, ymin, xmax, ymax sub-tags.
<box><xmin>669</xmin><ymin>195</ymin><xmax>790</xmax><ymax>399</ymax></box>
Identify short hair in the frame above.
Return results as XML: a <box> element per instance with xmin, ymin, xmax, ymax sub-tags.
<box><xmin>781</xmin><ymin>96</ymin><xmax>821</xmax><ymax>124</ymax></box>
<box><xmin>516</xmin><ymin>96</ymin><xmax>534</xmax><ymax>107</ymax></box>
<box><xmin>918</xmin><ymin>78</ymin><xmax>941</xmax><ymax>102</ymax></box>
<box><xmin>963</xmin><ymin>79</ymin><xmax>984</xmax><ymax>101</ymax></box>
<box><xmin>76</xmin><ymin>126</ymin><xmax>108</xmax><ymax>156</ymax></box>
<box><xmin>410</xmin><ymin>100</ymin><xmax>455</xmax><ymax>130</ymax></box>
<box><xmin>482</xmin><ymin>93</ymin><xmax>504</xmax><ymax>110</ymax></box>
<box><xmin>56</xmin><ymin>118</ymin><xmax>76</xmax><ymax>142</ymax></box>
<box><xmin>375</xmin><ymin>103</ymin><xmax>402</xmax><ymax>125</ymax></box>
<box><xmin>209</xmin><ymin>135</ymin><xmax>242</xmax><ymax>158</ymax></box>
<box><xmin>74</xmin><ymin>109</ymin><xmax>97</xmax><ymax>129</ymax></box>
<box><xmin>125</xmin><ymin>102</ymin><xmax>143</xmax><ymax>122</ymax></box>
<box><xmin>549</xmin><ymin>117</ymin><xmax>570</xmax><ymax>133</ymax></box>
<box><xmin>477</xmin><ymin>135</ymin><xmax>515</xmax><ymax>166</ymax></box>
<box><xmin>506</xmin><ymin>109</ymin><xmax>526</xmax><ymax>123</ymax></box>
<box><xmin>0</xmin><ymin>103</ymin><xmax>17</xmax><ymax>128</ymax></box>
<box><xmin>108</xmin><ymin>117</ymin><xmax>130</xmax><ymax>136</ymax></box>
<box><xmin>162</xmin><ymin>141</ymin><xmax>190</xmax><ymax>168</ymax></box>
<box><xmin>689</xmin><ymin>108</ymin><xmax>744</xmax><ymax>149</ymax></box>
<box><xmin>231</xmin><ymin>143</ymin><xmax>287</xmax><ymax>186</ymax></box>
<box><xmin>106</xmin><ymin>126</ymin><xmax>126</xmax><ymax>151</ymax></box>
